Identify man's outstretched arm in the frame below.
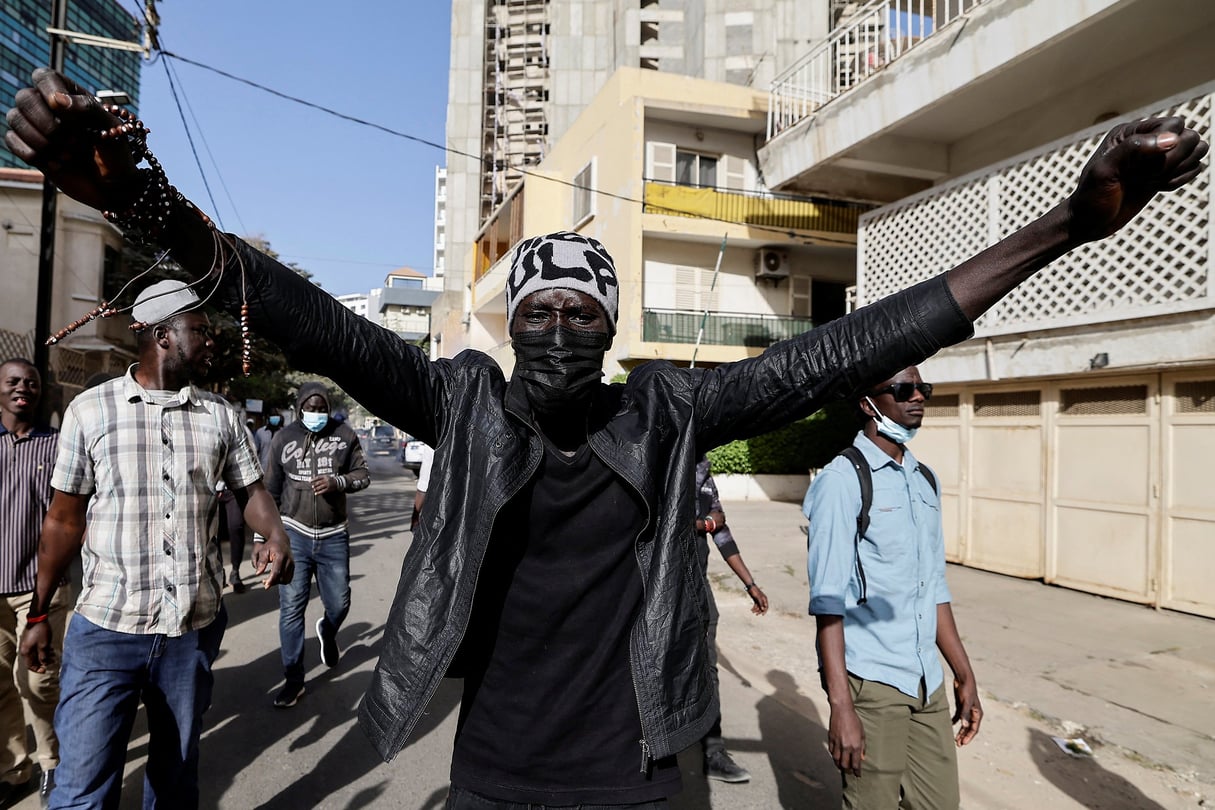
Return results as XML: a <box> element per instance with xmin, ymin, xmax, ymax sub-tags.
<box><xmin>944</xmin><ymin>118</ymin><xmax>1207</xmax><ymax>321</ymax></box>
<box><xmin>5</xmin><ymin>69</ymin><xmax>450</xmax><ymax>441</ymax></box>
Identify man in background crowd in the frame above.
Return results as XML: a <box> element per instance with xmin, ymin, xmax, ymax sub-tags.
<box><xmin>0</xmin><ymin>358</ymin><xmax>68</xmax><ymax>805</ymax></box>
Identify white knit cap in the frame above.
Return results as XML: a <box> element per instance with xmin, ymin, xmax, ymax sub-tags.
<box><xmin>506</xmin><ymin>232</ymin><xmax>619</xmax><ymax>333</ymax></box>
<box><xmin>131</xmin><ymin>280</ymin><xmax>201</xmax><ymax>326</ymax></box>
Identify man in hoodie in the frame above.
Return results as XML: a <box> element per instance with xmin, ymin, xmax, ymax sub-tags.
<box><xmin>266</xmin><ymin>383</ymin><xmax>370</xmax><ymax>708</ymax></box>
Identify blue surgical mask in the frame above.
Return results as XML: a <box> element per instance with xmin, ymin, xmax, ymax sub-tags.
<box><xmin>865</xmin><ymin>397</ymin><xmax>917</xmax><ymax>444</ymax></box>
<box><xmin>301</xmin><ymin>412</ymin><xmax>329</xmax><ymax>433</ymax></box>
<box><xmin>268</xmin><ymin>415</ymin><xmax>282</xmax><ymax>427</ymax></box>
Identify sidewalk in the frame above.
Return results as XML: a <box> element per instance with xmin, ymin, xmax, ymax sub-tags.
<box><xmin>710</xmin><ymin>498</ymin><xmax>1215</xmax><ymax>809</ymax></box>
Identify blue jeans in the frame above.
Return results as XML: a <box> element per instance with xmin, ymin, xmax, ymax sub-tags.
<box><xmin>445</xmin><ymin>786</ymin><xmax>669</xmax><ymax>809</ymax></box>
<box><xmin>52</xmin><ymin>608</ymin><xmax>227</xmax><ymax>810</ymax></box>
<box><xmin>279</xmin><ymin>526</ymin><xmax>351</xmax><ymax>683</ymax></box>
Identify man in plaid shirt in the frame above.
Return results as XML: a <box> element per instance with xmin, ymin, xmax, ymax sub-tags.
<box><xmin>18</xmin><ymin>280</ymin><xmax>294</xmax><ymax>810</ymax></box>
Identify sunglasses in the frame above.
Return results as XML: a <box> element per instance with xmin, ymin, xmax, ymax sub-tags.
<box><xmin>870</xmin><ymin>382</ymin><xmax>934</xmax><ymax>402</ymax></box>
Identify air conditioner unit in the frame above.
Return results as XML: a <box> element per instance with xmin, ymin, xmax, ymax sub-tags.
<box><xmin>754</xmin><ymin>248</ymin><xmax>791</xmax><ymax>281</ymax></box>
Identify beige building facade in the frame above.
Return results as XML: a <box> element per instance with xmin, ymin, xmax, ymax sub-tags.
<box><xmin>462</xmin><ymin>68</ymin><xmax>863</xmax><ymax>377</ymax></box>
<box><xmin>437</xmin><ymin>0</ymin><xmax>835</xmax><ymax>362</ymax></box>
<box><xmin>762</xmin><ymin>0</ymin><xmax>1215</xmax><ymax>617</ymax></box>
<box><xmin>1</xmin><ymin>168</ymin><xmax>135</xmax><ymax>417</ymax></box>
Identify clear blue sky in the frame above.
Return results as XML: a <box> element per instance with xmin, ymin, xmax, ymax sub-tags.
<box><xmin>129</xmin><ymin>1</ymin><xmax>451</xmax><ymax>296</ymax></box>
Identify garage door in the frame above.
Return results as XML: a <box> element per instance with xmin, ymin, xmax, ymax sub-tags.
<box><xmin>1051</xmin><ymin>380</ymin><xmax>1158</xmax><ymax>603</ymax></box>
<box><xmin>1162</xmin><ymin>373</ymin><xmax>1215</xmax><ymax>618</ymax></box>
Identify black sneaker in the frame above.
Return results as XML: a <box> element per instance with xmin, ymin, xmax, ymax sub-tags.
<box><xmin>272</xmin><ymin>681</ymin><xmax>305</xmax><ymax>708</ymax></box>
<box><xmin>39</xmin><ymin>767</ymin><xmax>54</xmax><ymax>808</ymax></box>
<box><xmin>317</xmin><ymin>617</ymin><xmax>339</xmax><ymax>668</ymax></box>
<box><xmin>229</xmin><ymin>570</ymin><xmax>246</xmax><ymax>594</ymax></box>
<box><xmin>704</xmin><ymin>749</ymin><xmax>750</xmax><ymax>783</ymax></box>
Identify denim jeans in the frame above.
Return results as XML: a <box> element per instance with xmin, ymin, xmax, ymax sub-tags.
<box><xmin>279</xmin><ymin>526</ymin><xmax>351</xmax><ymax>683</ymax></box>
<box><xmin>52</xmin><ymin>607</ymin><xmax>227</xmax><ymax>810</ymax></box>
<box><xmin>445</xmin><ymin>786</ymin><xmax>670</xmax><ymax>809</ymax></box>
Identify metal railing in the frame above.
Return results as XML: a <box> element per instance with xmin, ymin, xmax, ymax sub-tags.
<box><xmin>643</xmin><ymin>309</ymin><xmax>814</xmax><ymax>348</ymax></box>
<box><xmin>767</xmin><ymin>0</ymin><xmax>989</xmax><ymax>139</ymax></box>
<box><xmin>643</xmin><ymin>182</ymin><xmax>870</xmax><ymax>235</ymax></box>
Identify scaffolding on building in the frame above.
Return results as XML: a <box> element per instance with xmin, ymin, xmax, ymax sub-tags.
<box><xmin>481</xmin><ymin>0</ymin><xmax>551</xmax><ymax>223</ymax></box>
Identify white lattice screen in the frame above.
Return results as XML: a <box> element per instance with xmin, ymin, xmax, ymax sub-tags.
<box><xmin>859</xmin><ymin>90</ymin><xmax>1213</xmax><ymax>338</ymax></box>
<box><xmin>0</xmin><ymin>328</ymin><xmax>34</xmax><ymax>361</ymax></box>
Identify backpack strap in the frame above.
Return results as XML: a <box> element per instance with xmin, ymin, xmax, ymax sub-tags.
<box><xmin>838</xmin><ymin>446</ymin><xmax>872</xmax><ymax>605</ymax></box>
<box><xmin>917</xmin><ymin>463</ymin><xmax>938</xmax><ymax>496</ymax></box>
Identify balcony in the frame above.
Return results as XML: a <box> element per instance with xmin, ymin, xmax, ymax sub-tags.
<box><xmin>643</xmin><ymin>182</ymin><xmax>868</xmax><ymax>236</ymax></box>
<box><xmin>857</xmin><ymin>84</ymin><xmax>1214</xmax><ymax>338</ymax></box>
<box><xmin>643</xmin><ymin>309</ymin><xmax>813</xmax><ymax>348</ymax></box>
<box><xmin>768</xmin><ymin>0</ymin><xmax>989</xmax><ymax>138</ymax></box>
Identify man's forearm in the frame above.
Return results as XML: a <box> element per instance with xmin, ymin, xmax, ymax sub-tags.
<box><xmin>242</xmin><ymin>486</ymin><xmax>289</xmax><ymax>545</ymax></box>
<box><xmin>816</xmin><ymin>615</ymin><xmax>853</xmax><ymax>709</ymax></box>
<box><xmin>723</xmin><ymin>553</ymin><xmax>755</xmax><ymax>588</ymax></box>
<box><xmin>936</xmin><ymin>602</ymin><xmax>975</xmax><ymax>682</ymax></box>
<box><xmin>945</xmin><ymin>203</ymin><xmax>1074</xmax><ymax>322</ymax></box>
<box><xmin>32</xmin><ymin>519</ymin><xmax>85</xmax><ymax>616</ymax></box>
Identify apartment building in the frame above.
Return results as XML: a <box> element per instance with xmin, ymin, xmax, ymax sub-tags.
<box><xmin>464</xmin><ymin>68</ymin><xmax>864</xmax><ymax>378</ymax></box>
<box><xmin>438</xmin><ymin>0</ymin><xmax>833</xmax><ymax>358</ymax></box>
<box><xmin>761</xmin><ymin>0</ymin><xmax>1215</xmax><ymax>616</ymax></box>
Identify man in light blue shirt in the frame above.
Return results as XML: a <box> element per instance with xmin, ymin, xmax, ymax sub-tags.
<box><xmin>804</xmin><ymin>365</ymin><xmax>981</xmax><ymax>809</ymax></box>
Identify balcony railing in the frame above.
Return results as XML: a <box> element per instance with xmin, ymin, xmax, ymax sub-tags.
<box><xmin>858</xmin><ymin>85</ymin><xmax>1214</xmax><ymax>337</ymax></box>
<box><xmin>643</xmin><ymin>309</ymin><xmax>813</xmax><ymax>348</ymax></box>
<box><xmin>767</xmin><ymin>0</ymin><xmax>989</xmax><ymax>139</ymax></box>
<box><xmin>643</xmin><ymin>182</ymin><xmax>869</xmax><ymax>235</ymax></box>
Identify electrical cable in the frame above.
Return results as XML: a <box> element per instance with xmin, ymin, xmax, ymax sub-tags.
<box><xmin>164</xmin><ymin>55</ymin><xmax>249</xmax><ymax>235</ymax></box>
<box><xmin>159</xmin><ymin>50</ymin><xmax>865</xmax><ymax>248</ymax></box>
<box><xmin>159</xmin><ymin>58</ymin><xmax>225</xmax><ymax>230</ymax></box>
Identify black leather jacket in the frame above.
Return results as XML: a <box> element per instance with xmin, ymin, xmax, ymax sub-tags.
<box><xmin>221</xmin><ymin>241</ymin><xmax>972</xmax><ymax>762</ymax></box>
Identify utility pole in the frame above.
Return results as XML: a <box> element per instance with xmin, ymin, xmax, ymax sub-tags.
<box><xmin>33</xmin><ymin>0</ymin><xmax>69</xmax><ymax>384</ymax></box>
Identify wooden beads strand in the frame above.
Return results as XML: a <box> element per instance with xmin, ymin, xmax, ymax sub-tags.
<box><xmin>45</xmin><ymin>302</ymin><xmax>118</xmax><ymax>346</ymax></box>
<box><xmin>46</xmin><ymin>100</ymin><xmax>255</xmax><ymax>375</ymax></box>
<box><xmin>241</xmin><ymin>303</ymin><xmax>252</xmax><ymax>376</ymax></box>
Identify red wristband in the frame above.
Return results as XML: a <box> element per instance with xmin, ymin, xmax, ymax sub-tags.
<box><xmin>25</xmin><ymin>613</ymin><xmax>48</xmax><ymax>625</ymax></box>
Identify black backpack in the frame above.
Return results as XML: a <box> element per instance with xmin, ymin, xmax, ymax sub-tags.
<box><xmin>833</xmin><ymin>446</ymin><xmax>938</xmax><ymax>605</ymax></box>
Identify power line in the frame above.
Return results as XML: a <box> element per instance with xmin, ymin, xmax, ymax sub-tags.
<box><xmin>164</xmin><ymin>54</ymin><xmax>249</xmax><ymax>234</ymax></box>
<box><xmin>159</xmin><ymin>50</ymin><xmax>863</xmax><ymax>249</ymax></box>
<box><xmin>159</xmin><ymin>58</ymin><xmax>225</xmax><ymax>230</ymax></box>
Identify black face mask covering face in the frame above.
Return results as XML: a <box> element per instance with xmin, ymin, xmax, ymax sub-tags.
<box><xmin>512</xmin><ymin>326</ymin><xmax>609</xmax><ymax>416</ymax></box>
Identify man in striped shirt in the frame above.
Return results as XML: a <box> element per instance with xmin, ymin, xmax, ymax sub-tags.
<box><xmin>0</xmin><ymin>358</ymin><xmax>68</xmax><ymax>805</ymax></box>
<box><xmin>18</xmin><ymin>280</ymin><xmax>295</xmax><ymax>810</ymax></box>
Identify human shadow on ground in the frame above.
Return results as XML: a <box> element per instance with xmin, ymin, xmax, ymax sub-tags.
<box><xmin>346</xmin><ymin>481</ymin><xmax>414</xmax><ymax>546</ymax></box>
<box><xmin>1028</xmin><ymin>728</ymin><xmax>1168</xmax><ymax>810</ymax></box>
<box><xmin>254</xmin><ymin>678</ymin><xmax>463</xmax><ymax>810</ymax></box>
<box><xmin>672</xmin><ymin>664</ymin><xmax>838</xmax><ymax>809</ymax></box>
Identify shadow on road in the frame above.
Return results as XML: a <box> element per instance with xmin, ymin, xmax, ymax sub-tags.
<box><xmin>674</xmin><ymin>662</ymin><xmax>838</xmax><ymax>809</ymax></box>
<box><xmin>1028</xmin><ymin>728</ymin><xmax>1167</xmax><ymax>810</ymax></box>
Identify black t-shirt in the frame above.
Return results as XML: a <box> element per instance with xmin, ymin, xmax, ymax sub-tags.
<box><xmin>449</xmin><ymin>441</ymin><xmax>681</xmax><ymax>804</ymax></box>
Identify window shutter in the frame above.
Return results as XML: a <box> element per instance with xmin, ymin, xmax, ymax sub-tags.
<box><xmin>722</xmin><ymin>154</ymin><xmax>748</xmax><ymax>191</ymax></box>
<box><xmin>647</xmin><ymin>142</ymin><xmax>677</xmax><ymax>183</ymax></box>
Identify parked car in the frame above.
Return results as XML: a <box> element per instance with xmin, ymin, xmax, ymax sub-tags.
<box><xmin>400</xmin><ymin>436</ymin><xmax>426</xmax><ymax>472</ymax></box>
<box><xmin>368</xmin><ymin>424</ymin><xmax>397</xmax><ymax>456</ymax></box>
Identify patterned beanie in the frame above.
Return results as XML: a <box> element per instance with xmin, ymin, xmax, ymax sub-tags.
<box><xmin>506</xmin><ymin>231</ymin><xmax>619</xmax><ymax>333</ymax></box>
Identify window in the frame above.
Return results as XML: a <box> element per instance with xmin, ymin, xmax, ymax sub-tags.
<box><xmin>675</xmin><ymin>150</ymin><xmax>718</xmax><ymax>188</ymax></box>
<box><xmin>573</xmin><ymin>161</ymin><xmax>594</xmax><ymax>225</ymax></box>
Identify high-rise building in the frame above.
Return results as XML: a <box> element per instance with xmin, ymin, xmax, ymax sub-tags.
<box><xmin>430</xmin><ymin>166</ymin><xmax>447</xmax><ymax>294</ymax></box>
<box><xmin>437</xmin><ymin>0</ymin><xmax>830</xmax><ymax>355</ymax></box>
<box><xmin>1</xmin><ymin>0</ymin><xmax>142</xmax><ymax>169</ymax></box>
